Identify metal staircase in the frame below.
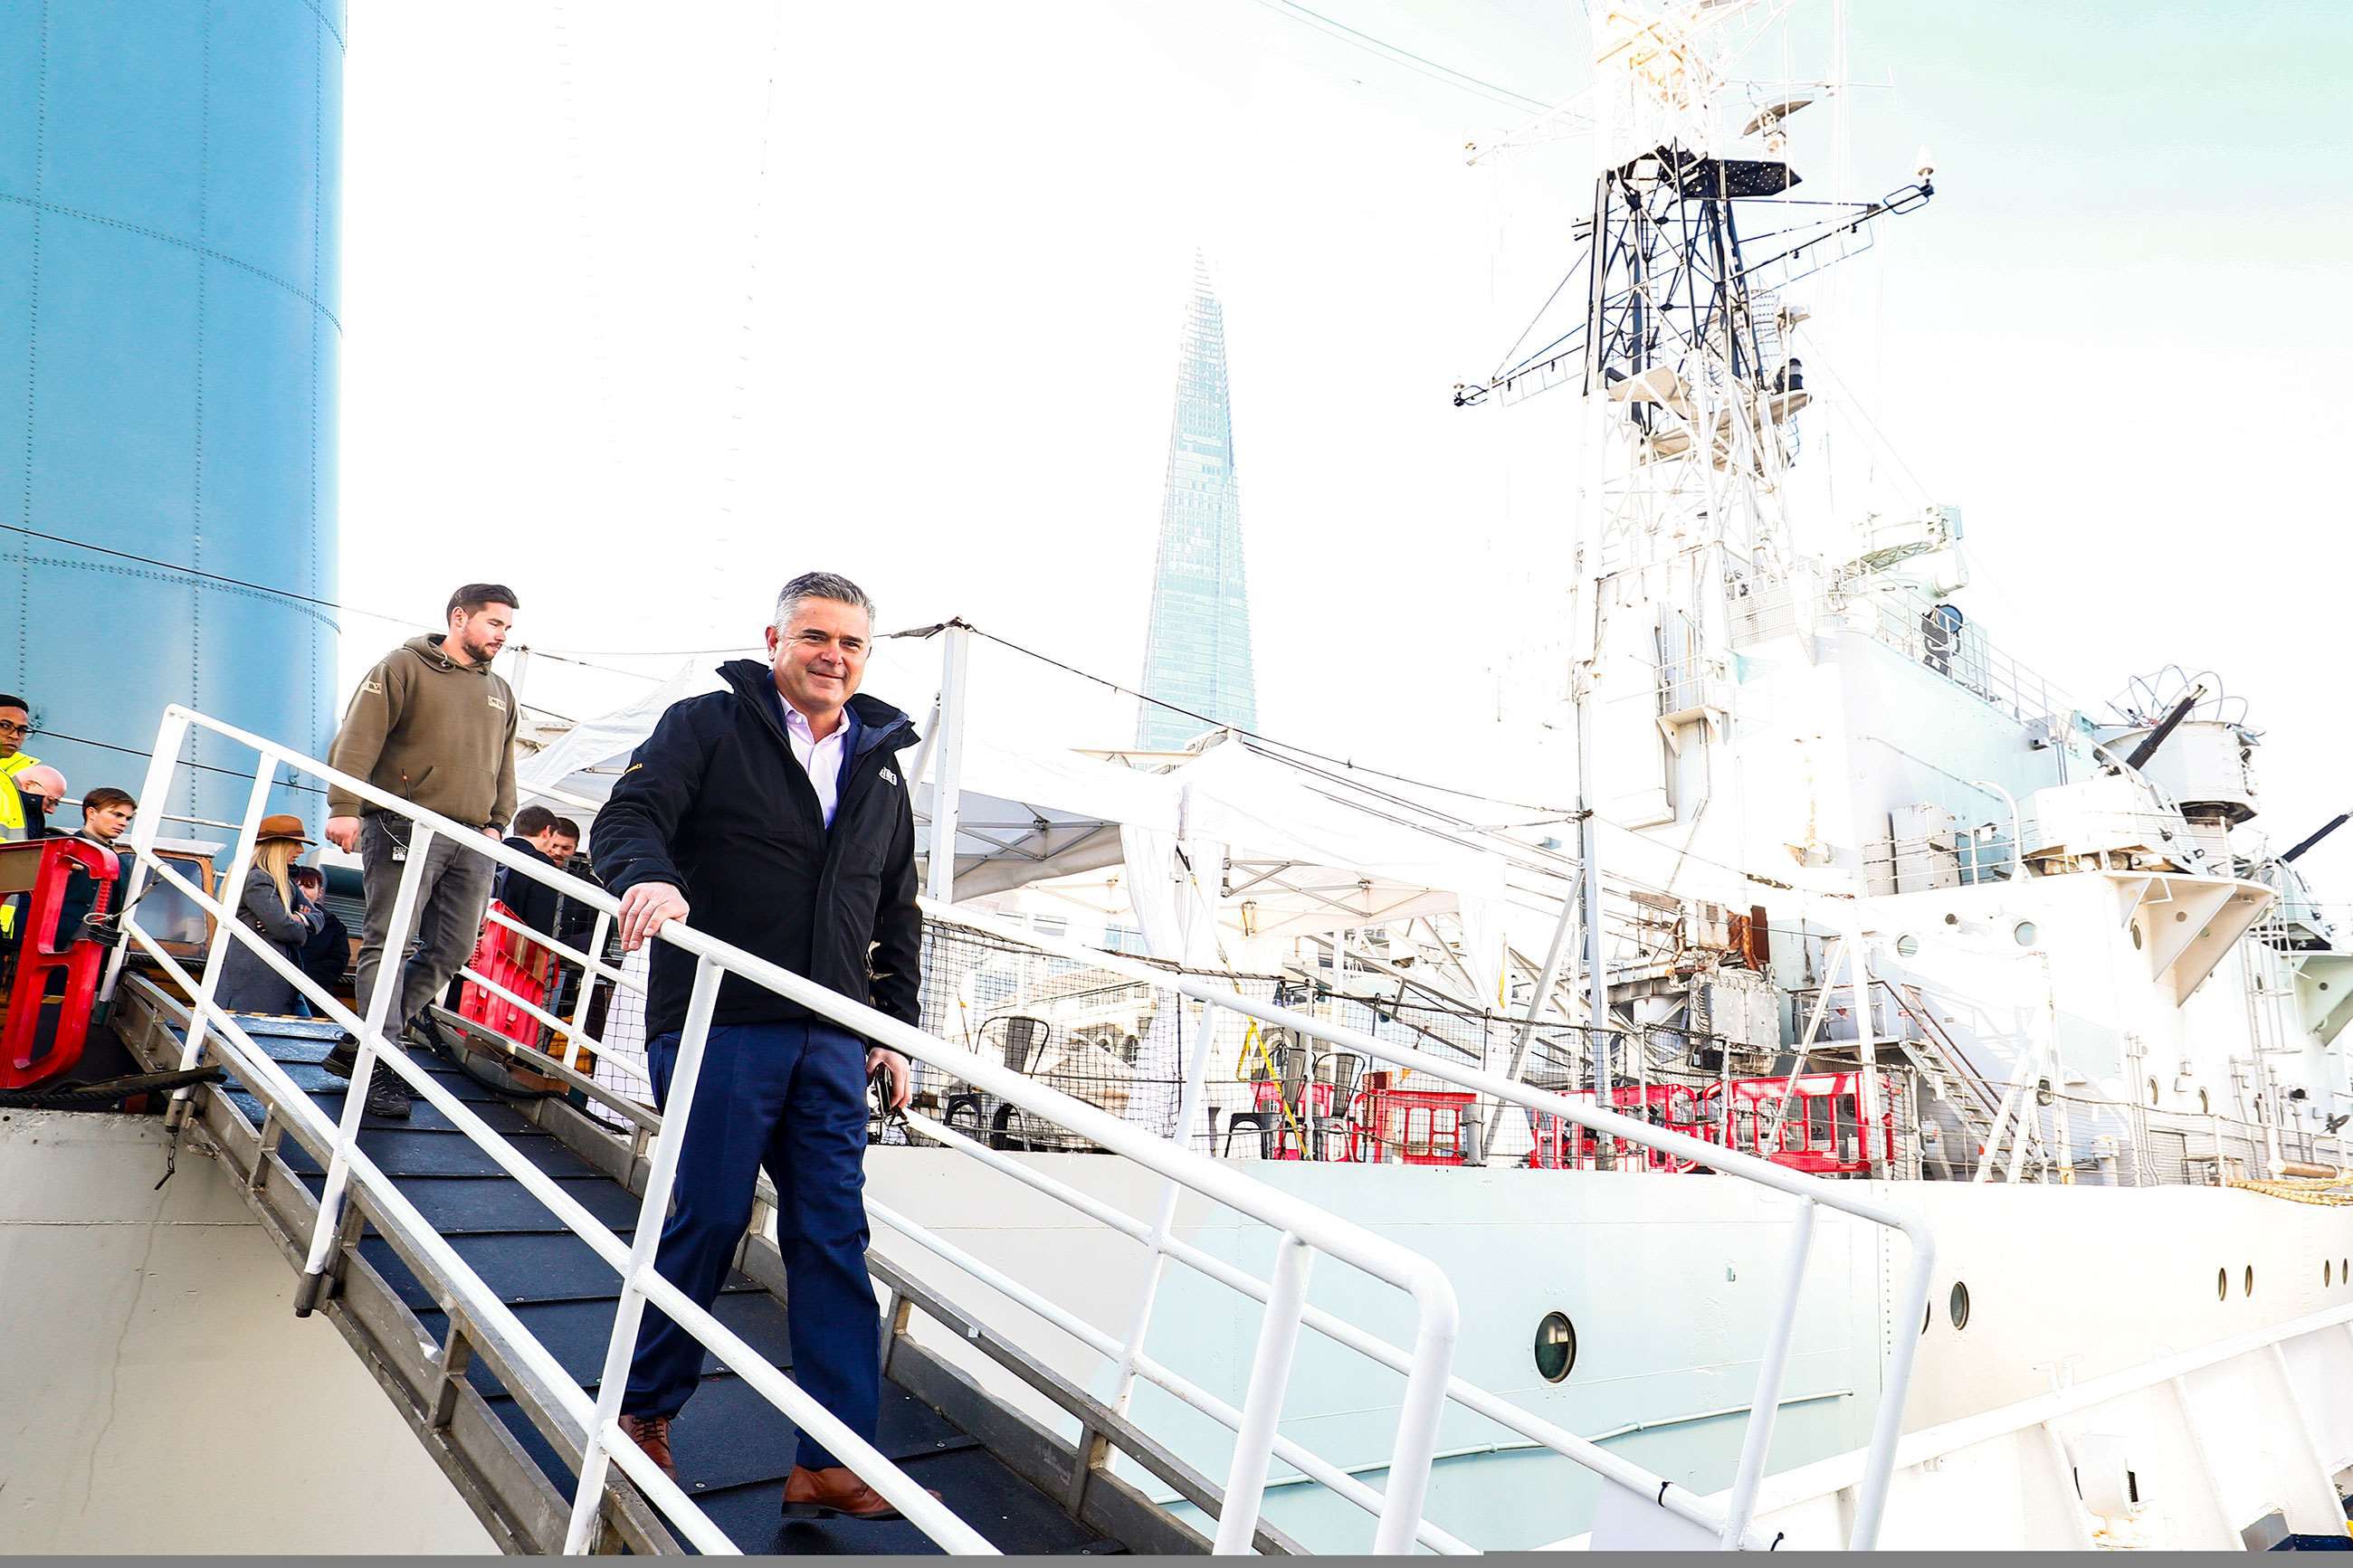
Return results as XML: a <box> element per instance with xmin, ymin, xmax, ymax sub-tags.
<box><xmin>104</xmin><ymin>986</ymin><xmax>1195</xmax><ymax>1554</ymax></box>
<box><xmin>1789</xmin><ymin>976</ymin><xmax>2030</xmax><ymax>1180</ymax></box>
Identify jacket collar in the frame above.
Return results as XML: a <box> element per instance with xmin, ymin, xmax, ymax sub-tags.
<box><xmin>715</xmin><ymin>660</ymin><xmax>918</xmax><ymax>756</ymax></box>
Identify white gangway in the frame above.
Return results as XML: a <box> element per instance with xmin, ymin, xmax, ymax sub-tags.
<box><xmin>99</xmin><ymin>703</ymin><xmax>1931</xmax><ymax>1552</ymax></box>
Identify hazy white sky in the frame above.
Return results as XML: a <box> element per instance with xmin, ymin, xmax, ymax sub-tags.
<box><xmin>341</xmin><ymin>2</ymin><xmax>2353</xmax><ymax>887</ymax></box>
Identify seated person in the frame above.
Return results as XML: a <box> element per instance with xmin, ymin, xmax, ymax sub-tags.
<box><xmin>212</xmin><ymin>815</ymin><xmax>326</xmax><ymax>1014</ymax></box>
<box><xmin>496</xmin><ymin>805</ymin><xmax>585</xmax><ymax>941</ymax></box>
<box><xmin>72</xmin><ymin>786</ymin><xmax>136</xmax><ymax>852</ymax></box>
<box><xmin>289</xmin><ymin>864</ymin><xmax>352</xmax><ymax>1003</ymax></box>
<box><xmin>53</xmin><ymin>786</ymin><xmax>135</xmax><ymax>944</ymax></box>
<box><xmin>0</xmin><ymin>764</ymin><xmax>68</xmax><ymax>945</ymax></box>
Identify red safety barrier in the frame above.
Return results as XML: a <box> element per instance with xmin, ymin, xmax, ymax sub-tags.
<box><xmin>1348</xmin><ymin>1071</ymin><xmax>1476</xmax><ymax>1165</ymax></box>
<box><xmin>0</xmin><ymin>837</ymin><xmax>119</xmax><ymax>1089</ymax></box>
<box><xmin>457</xmin><ymin>902</ymin><xmax>554</xmax><ymax>1050</ymax></box>
<box><xmin>1708</xmin><ymin>1071</ymin><xmax>1897</xmax><ymax>1176</ymax></box>
<box><xmin>1526</xmin><ymin>1082</ymin><xmax>1710</xmax><ymax>1173</ymax></box>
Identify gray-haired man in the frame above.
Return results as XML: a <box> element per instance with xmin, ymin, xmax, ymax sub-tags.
<box><xmin>590</xmin><ymin>572</ymin><xmax>925</xmax><ymax>1518</ymax></box>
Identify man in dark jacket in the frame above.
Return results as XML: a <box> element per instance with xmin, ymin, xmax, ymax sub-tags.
<box><xmin>594</xmin><ymin>571</ymin><xmax>921</xmax><ymax>1522</ymax></box>
<box><xmin>493</xmin><ymin>803</ymin><xmax>582</xmax><ymax>940</ymax></box>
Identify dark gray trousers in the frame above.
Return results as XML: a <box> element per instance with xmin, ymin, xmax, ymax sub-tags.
<box><xmin>353</xmin><ymin>815</ymin><xmax>495</xmax><ymax>1033</ymax></box>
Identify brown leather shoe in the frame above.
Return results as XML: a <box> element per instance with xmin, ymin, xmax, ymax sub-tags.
<box><xmin>779</xmin><ymin>1463</ymin><xmax>938</xmax><ymax>1522</ymax></box>
<box><xmin>617</xmin><ymin>1412</ymin><xmax>676</xmax><ymax>1480</ymax></box>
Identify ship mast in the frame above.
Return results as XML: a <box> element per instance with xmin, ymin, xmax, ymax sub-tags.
<box><xmin>1461</xmin><ymin>2</ymin><xmax>1932</xmax><ymax>1157</ymax></box>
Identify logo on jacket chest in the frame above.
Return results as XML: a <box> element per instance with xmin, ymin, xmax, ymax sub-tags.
<box><xmin>488</xmin><ymin>692</ymin><xmax>508</xmax><ymax>712</ymax></box>
<box><xmin>880</xmin><ymin>766</ymin><xmax>899</xmax><ymax>787</ymax></box>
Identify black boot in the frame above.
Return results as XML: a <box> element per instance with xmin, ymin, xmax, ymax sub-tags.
<box><xmin>362</xmin><ymin>1065</ymin><xmax>413</xmax><ymax>1120</ymax></box>
<box><xmin>321</xmin><ymin>1031</ymin><xmax>360</xmax><ymax>1079</ymax></box>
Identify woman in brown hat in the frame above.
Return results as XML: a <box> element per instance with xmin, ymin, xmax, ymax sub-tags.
<box><xmin>214</xmin><ymin>814</ymin><xmax>328</xmax><ymax>1015</ymax></box>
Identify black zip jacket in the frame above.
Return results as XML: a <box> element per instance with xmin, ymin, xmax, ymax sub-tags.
<box><xmin>592</xmin><ymin>661</ymin><xmax>923</xmax><ymax>1044</ymax></box>
<box><xmin>497</xmin><ymin>836</ymin><xmax>598</xmax><ymax>945</ymax></box>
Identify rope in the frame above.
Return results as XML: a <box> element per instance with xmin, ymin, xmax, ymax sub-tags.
<box><xmin>0</xmin><ymin>1064</ymin><xmax>225</xmax><ymax>1110</ymax></box>
<box><xmin>2226</xmin><ymin>1175</ymin><xmax>2353</xmax><ymax>1206</ymax></box>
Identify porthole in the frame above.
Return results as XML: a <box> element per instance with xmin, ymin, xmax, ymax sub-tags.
<box><xmin>1921</xmin><ymin>1300</ymin><xmax>1932</xmax><ymax>1335</ymax></box>
<box><xmin>2147</xmin><ymin>1078</ymin><xmax>2161</xmax><ymax>1107</ymax></box>
<box><xmin>2245</xmin><ymin>1266</ymin><xmax>2255</xmax><ymax>1297</ymax></box>
<box><xmin>2327</xmin><ymin>1260</ymin><xmax>2333</xmax><ymax>1288</ymax></box>
<box><xmin>1943</xmin><ymin>912</ymin><xmax>1960</xmax><ymax>927</ymax></box>
<box><xmin>1948</xmin><ymin>1281</ymin><xmax>1971</xmax><ymax>1330</ymax></box>
<box><xmin>2013</xmin><ymin>921</ymin><xmax>2038</xmax><ymax>947</ymax></box>
<box><xmin>2175</xmin><ymin>910</ymin><xmax>2189</xmax><ymax>924</ymax></box>
<box><xmin>2217</xmin><ymin>1267</ymin><xmax>2229</xmax><ymax>1301</ymax></box>
<box><xmin>1534</xmin><ymin>1312</ymin><xmax>1577</xmax><ymax>1383</ymax></box>
<box><xmin>2198</xmin><ymin>1089</ymin><xmax>2211</xmax><ymax>1115</ymax></box>
<box><xmin>1895</xmin><ymin>935</ymin><xmax>1920</xmax><ymax>957</ymax></box>
<box><xmin>2130</xmin><ymin>923</ymin><xmax>2144</xmax><ymax>951</ymax></box>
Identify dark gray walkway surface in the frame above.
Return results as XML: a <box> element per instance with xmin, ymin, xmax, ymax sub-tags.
<box><xmin>222</xmin><ymin>1017</ymin><xmax>1120</xmax><ymax>1555</ymax></box>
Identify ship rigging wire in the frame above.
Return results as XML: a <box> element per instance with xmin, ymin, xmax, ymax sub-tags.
<box><xmin>1242</xmin><ymin>0</ymin><xmax>1553</xmax><ymax>114</ymax></box>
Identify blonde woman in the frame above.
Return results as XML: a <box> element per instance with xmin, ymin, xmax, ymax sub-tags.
<box><xmin>214</xmin><ymin>814</ymin><xmax>327</xmax><ymax>1014</ymax></box>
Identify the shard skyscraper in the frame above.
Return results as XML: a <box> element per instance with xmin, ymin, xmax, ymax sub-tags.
<box><xmin>1136</xmin><ymin>256</ymin><xmax>1258</xmax><ymax>750</ymax></box>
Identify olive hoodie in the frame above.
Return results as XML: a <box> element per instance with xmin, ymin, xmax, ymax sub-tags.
<box><xmin>326</xmin><ymin>634</ymin><xmax>519</xmax><ymax>831</ymax></box>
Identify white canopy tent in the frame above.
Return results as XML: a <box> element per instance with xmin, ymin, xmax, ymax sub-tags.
<box><xmin>511</xmin><ymin>659</ymin><xmax>1182</xmax><ymax>902</ymax></box>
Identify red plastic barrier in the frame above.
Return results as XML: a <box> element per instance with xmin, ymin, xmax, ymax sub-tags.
<box><xmin>457</xmin><ymin>901</ymin><xmax>553</xmax><ymax>1050</ymax></box>
<box><xmin>1707</xmin><ymin>1071</ymin><xmax>1897</xmax><ymax>1176</ymax></box>
<box><xmin>0</xmin><ymin>838</ymin><xmax>119</xmax><ymax>1088</ymax></box>
<box><xmin>1527</xmin><ymin>1083</ymin><xmax>1710</xmax><ymax>1173</ymax></box>
<box><xmin>1348</xmin><ymin>1072</ymin><xmax>1476</xmax><ymax>1165</ymax></box>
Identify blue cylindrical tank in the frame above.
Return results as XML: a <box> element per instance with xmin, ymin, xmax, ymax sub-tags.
<box><xmin>0</xmin><ymin>0</ymin><xmax>343</xmax><ymax>834</ymax></box>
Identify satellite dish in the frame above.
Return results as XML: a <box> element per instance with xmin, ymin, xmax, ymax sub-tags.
<box><xmin>1741</xmin><ymin>96</ymin><xmax>1815</xmax><ymax>138</ymax></box>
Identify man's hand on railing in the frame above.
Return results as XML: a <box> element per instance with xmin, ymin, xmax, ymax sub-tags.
<box><xmin>324</xmin><ymin>815</ymin><xmax>361</xmax><ymax>853</ymax></box>
<box><xmin>867</xmin><ymin>1047</ymin><xmax>910</xmax><ymax>1111</ymax></box>
<box><xmin>617</xmin><ymin>881</ymin><xmax>690</xmax><ymax>952</ymax></box>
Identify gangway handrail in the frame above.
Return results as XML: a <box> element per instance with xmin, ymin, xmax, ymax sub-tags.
<box><xmin>100</xmin><ymin>704</ymin><xmax>1462</xmax><ymax>1556</ymax></box>
<box><xmin>920</xmin><ymin>900</ymin><xmax>1940</xmax><ymax>1552</ymax></box>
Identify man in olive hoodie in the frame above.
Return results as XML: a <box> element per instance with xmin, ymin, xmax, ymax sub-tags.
<box><xmin>319</xmin><ymin>584</ymin><xmax>521</xmax><ymax>1118</ymax></box>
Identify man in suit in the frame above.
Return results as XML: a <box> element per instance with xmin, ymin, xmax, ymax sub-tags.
<box><xmin>593</xmin><ymin>571</ymin><xmax>923</xmax><ymax>1521</ymax></box>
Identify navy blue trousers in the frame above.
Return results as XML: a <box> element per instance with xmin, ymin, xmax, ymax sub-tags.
<box><xmin>622</xmin><ymin>1020</ymin><xmax>879</xmax><ymax>1470</ymax></box>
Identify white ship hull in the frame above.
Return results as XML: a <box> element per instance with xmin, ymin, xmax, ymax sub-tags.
<box><xmin>862</xmin><ymin>1151</ymin><xmax>2353</xmax><ymax>1550</ymax></box>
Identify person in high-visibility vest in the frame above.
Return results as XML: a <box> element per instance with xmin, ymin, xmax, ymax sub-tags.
<box><xmin>0</xmin><ymin>698</ymin><xmax>48</xmax><ymax>941</ymax></box>
<box><xmin>0</xmin><ymin>694</ymin><xmax>40</xmax><ymax>841</ymax></box>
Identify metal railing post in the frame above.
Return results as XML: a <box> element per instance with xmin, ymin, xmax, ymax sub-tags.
<box><xmin>1970</xmin><ymin>777</ymin><xmax>2026</xmax><ymax>881</ymax></box>
<box><xmin>1720</xmin><ymin>1196</ymin><xmax>1816</xmax><ymax>1544</ymax></box>
<box><xmin>1845</xmin><ymin>917</ymin><xmax>1887</xmax><ymax>1180</ymax></box>
<box><xmin>563</xmin><ymin>908</ymin><xmax>612</xmax><ymax>1072</ymax></box>
<box><xmin>1111</xmin><ymin>999</ymin><xmax>1219</xmax><ymax>1417</ymax></box>
<box><xmin>1213</xmin><ymin>1232</ymin><xmax>1312</xmax><ymax>1554</ymax></box>
<box><xmin>297</xmin><ymin>822</ymin><xmax>436</xmax><ymax>1314</ymax></box>
<box><xmin>1849</xmin><ymin>1218</ymin><xmax>1936</xmax><ymax>1547</ymax></box>
<box><xmin>925</xmin><ymin>621</ymin><xmax>971</xmax><ymax>904</ymax></box>
<box><xmin>1370</xmin><ymin>1273</ymin><xmax>1459</xmax><ymax>1554</ymax></box>
<box><xmin>163</xmin><ymin>761</ymin><xmax>278</xmax><ymax>1128</ymax></box>
<box><xmin>566</xmin><ymin>956</ymin><xmax>724</xmax><ymax>1554</ymax></box>
<box><xmin>98</xmin><ymin>706</ymin><xmax>190</xmax><ymax>1003</ymax></box>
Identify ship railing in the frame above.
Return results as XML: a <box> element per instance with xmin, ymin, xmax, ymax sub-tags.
<box><xmin>1731</xmin><ymin>569</ymin><xmax>2074</xmax><ymax>730</ymax></box>
<box><xmin>97</xmin><ymin>705</ymin><xmax>1465</xmax><ymax>1556</ymax></box>
<box><xmin>1709</xmin><ymin>1297</ymin><xmax>2353</xmax><ymax>1549</ymax></box>
<box><xmin>933</xmin><ymin>904</ymin><xmax>1939</xmax><ymax>1551</ymax></box>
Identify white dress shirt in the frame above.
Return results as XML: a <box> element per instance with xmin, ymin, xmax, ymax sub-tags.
<box><xmin>780</xmin><ymin>699</ymin><xmax>851</xmax><ymax>827</ymax></box>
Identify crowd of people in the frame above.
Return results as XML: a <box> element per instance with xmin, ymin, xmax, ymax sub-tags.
<box><xmin>9</xmin><ymin>571</ymin><xmax>933</xmax><ymax>1521</ymax></box>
